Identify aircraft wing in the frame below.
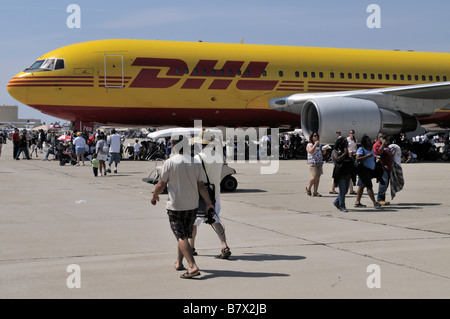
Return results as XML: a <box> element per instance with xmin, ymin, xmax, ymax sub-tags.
<box><xmin>270</xmin><ymin>81</ymin><xmax>450</xmax><ymax>115</ymax></box>
<box><xmin>269</xmin><ymin>81</ymin><xmax>450</xmax><ymax>143</ymax></box>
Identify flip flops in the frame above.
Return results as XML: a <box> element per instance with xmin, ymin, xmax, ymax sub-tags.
<box><xmin>306</xmin><ymin>187</ymin><xmax>312</xmax><ymax>196</ymax></box>
<box><xmin>180</xmin><ymin>271</ymin><xmax>201</xmax><ymax>279</ymax></box>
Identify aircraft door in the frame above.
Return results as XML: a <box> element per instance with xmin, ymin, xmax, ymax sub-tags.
<box><xmin>104</xmin><ymin>54</ymin><xmax>124</xmax><ymax>88</ymax></box>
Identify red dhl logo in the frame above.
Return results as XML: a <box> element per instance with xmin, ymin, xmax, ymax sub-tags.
<box><xmin>128</xmin><ymin>57</ymin><xmax>301</xmax><ymax>91</ymax></box>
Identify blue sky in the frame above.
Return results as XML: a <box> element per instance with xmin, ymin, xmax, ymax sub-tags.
<box><xmin>1</xmin><ymin>0</ymin><xmax>450</xmax><ymax>124</ymax></box>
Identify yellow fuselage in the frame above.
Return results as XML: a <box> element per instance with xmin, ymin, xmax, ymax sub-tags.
<box><xmin>7</xmin><ymin>39</ymin><xmax>450</xmax><ymax>127</ymax></box>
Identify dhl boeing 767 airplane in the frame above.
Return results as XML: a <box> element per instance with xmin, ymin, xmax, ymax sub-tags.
<box><xmin>7</xmin><ymin>39</ymin><xmax>450</xmax><ymax>142</ymax></box>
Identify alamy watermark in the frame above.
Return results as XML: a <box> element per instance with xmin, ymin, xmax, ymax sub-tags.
<box><xmin>367</xmin><ymin>4</ymin><xmax>381</xmax><ymax>29</ymax></box>
<box><xmin>66</xmin><ymin>264</ymin><xmax>81</xmax><ymax>288</ymax></box>
<box><xmin>168</xmin><ymin>120</ymin><xmax>279</xmax><ymax>175</ymax></box>
<box><xmin>366</xmin><ymin>264</ymin><xmax>381</xmax><ymax>288</ymax></box>
<box><xmin>66</xmin><ymin>4</ymin><xmax>81</xmax><ymax>29</ymax></box>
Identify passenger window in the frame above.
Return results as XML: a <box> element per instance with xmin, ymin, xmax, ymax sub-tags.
<box><xmin>363</xmin><ymin>73</ymin><xmax>367</xmax><ymax>79</ymax></box>
<box><xmin>407</xmin><ymin>75</ymin><xmax>412</xmax><ymax>81</ymax></box>
<box><xmin>303</xmin><ymin>71</ymin><xmax>308</xmax><ymax>78</ymax></box>
<box><xmin>311</xmin><ymin>72</ymin><xmax>316</xmax><ymax>78</ymax></box>
<box><xmin>370</xmin><ymin>74</ymin><xmax>375</xmax><ymax>80</ymax></box>
<box><xmin>429</xmin><ymin>75</ymin><xmax>433</xmax><ymax>81</ymax></box>
<box><xmin>319</xmin><ymin>72</ymin><xmax>323</xmax><ymax>78</ymax></box>
<box><xmin>400</xmin><ymin>75</ymin><xmax>404</xmax><ymax>81</ymax></box>
<box><xmin>340</xmin><ymin>73</ymin><xmax>344</xmax><ymax>79</ymax></box>
<box><xmin>436</xmin><ymin>76</ymin><xmax>440</xmax><ymax>81</ymax></box>
<box><xmin>393</xmin><ymin>74</ymin><xmax>397</xmax><ymax>80</ymax></box>
<box><xmin>330</xmin><ymin>72</ymin><xmax>334</xmax><ymax>78</ymax></box>
<box><xmin>279</xmin><ymin>71</ymin><xmax>283</xmax><ymax>77</ymax></box>
<box><xmin>295</xmin><ymin>71</ymin><xmax>300</xmax><ymax>78</ymax></box>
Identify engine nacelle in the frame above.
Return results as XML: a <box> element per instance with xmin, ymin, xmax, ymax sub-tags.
<box><xmin>301</xmin><ymin>97</ymin><xmax>417</xmax><ymax>144</ymax></box>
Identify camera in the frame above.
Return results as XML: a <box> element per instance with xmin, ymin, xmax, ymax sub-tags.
<box><xmin>205</xmin><ymin>208</ymin><xmax>215</xmax><ymax>225</ymax></box>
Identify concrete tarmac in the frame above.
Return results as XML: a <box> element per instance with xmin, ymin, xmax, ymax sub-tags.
<box><xmin>1</xmin><ymin>140</ymin><xmax>449</xmax><ymax>299</ymax></box>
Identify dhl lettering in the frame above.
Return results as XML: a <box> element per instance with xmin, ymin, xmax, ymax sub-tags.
<box><xmin>129</xmin><ymin>57</ymin><xmax>277</xmax><ymax>90</ymax></box>
<box><xmin>191</xmin><ymin>60</ymin><xmax>244</xmax><ymax>77</ymax></box>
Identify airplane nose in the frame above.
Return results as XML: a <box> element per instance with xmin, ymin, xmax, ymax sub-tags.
<box><xmin>7</xmin><ymin>73</ymin><xmax>28</xmax><ymax>104</ymax></box>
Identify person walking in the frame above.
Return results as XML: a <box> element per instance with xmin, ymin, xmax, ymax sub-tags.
<box><xmin>354</xmin><ymin>135</ymin><xmax>381</xmax><ymax>209</ymax></box>
<box><xmin>306</xmin><ymin>132</ymin><xmax>327</xmax><ymax>197</ymax></box>
<box><xmin>331</xmin><ymin>137</ymin><xmax>356</xmax><ymax>212</ymax></box>
<box><xmin>95</xmin><ymin>133</ymin><xmax>108</xmax><ymax>176</ymax></box>
<box><xmin>15</xmin><ymin>129</ymin><xmax>31</xmax><ymax>160</ymax></box>
<box><xmin>151</xmin><ymin>136</ymin><xmax>214</xmax><ymax>279</ymax></box>
<box><xmin>73</xmin><ymin>132</ymin><xmax>86</xmax><ymax>166</ymax></box>
<box><xmin>373</xmin><ymin>133</ymin><xmax>393</xmax><ymax>205</ymax></box>
<box><xmin>190</xmin><ymin>133</ymin><xmax>231</xmax><ymax>259</ymax></box>
<box><xmin>107</xmin><ymin>128</ymin><xmax>121</xmax><ymax>173</ymax></box>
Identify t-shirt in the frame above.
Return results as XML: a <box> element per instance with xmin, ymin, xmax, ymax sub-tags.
<box><xmin>195</xmin><ymin>150</ymin><xmax>223</xmax><ymax>200</ymax></box>
<box><xmin>73</xmin><ymin>136</ymin><xmax>86</xmax><ymax>148</ymax></box>
<box><xmin>160</xmin><ymin>154</ymin><xmax>205</xmax><ymax>211</ymax></box>
<box><xmin>108</xmin><ymin>134</ymin><xmax>121</xmax><ymax>153</ymax></box>
<box><xmin>91</xmin><ymin>158</ymin><xmax>99</xmax><ymax>168</ymax></box>
<box><xmin>356</xmin><ymin>147</ymin><xmax>375</xmax><ymax>170</ymax></box>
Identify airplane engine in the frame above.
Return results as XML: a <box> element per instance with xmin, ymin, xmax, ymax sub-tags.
<box><xmin>301</xmin><ymin>97</ymin><xmax>417</xmax><ymax>143</ymax></box>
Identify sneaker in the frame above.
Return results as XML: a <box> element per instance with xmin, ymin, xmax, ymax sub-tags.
<box><xmin>374</xmin><ymin>202</ymin><xmax>382</xmax><ymax>209</ymax></box>
<box><xmin>339</xmin><ymin>207</ymin><xmax>349</xmax><ymax>212</ymax></box>
<box><xmin>75</xmin><ymin>164</ymin><xmax>80</xmax><ymax>166</ymax></box>
<box><xmin>107</xmin><ymin>169</ymin><xmax>111</xmax><ymax>173</ymax></box>
<box><xmin>354</xmin><ymin>203</ymin><xmax>366</xmax><ymax>208</ymax></box>
<box><xmin>114</xmin><ymin>168</ymin><xmax>117</xmax><ymax>173</ymax></box>
<box><xmin>379</xmin><ymin>201</ymin><xmax>390</xmax><ymax>206</ymax></box>
<box><xmin>333</xmin><ymin>202</ymin><xmax>340</xmax><ymax>210</ymax></box>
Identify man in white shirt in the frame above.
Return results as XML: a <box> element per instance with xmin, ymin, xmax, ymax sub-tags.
<box><xmin>151</xmin><ymin>136</ymin><xmax>214</xmax><ymax>279</ymax></box>
<box><xmin>107</xmin><ymin>128</ymin><xmax>121</xmax><ymax>173</ymax></box>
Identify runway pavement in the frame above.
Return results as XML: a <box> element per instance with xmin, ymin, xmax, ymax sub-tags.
<box><xmin>1</xmin><ymin>140</ymin><xmax>449</xmax><ymax>299</ymax></box>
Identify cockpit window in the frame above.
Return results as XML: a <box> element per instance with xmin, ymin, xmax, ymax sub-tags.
<box><xmin>25</xmin><ymin>58</ymin><xmax>65</xmax><ymax>72</ymax></box>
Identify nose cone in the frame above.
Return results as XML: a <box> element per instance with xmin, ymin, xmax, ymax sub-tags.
<box><xmin>7</xmin><ymin>72</ymin><xmax>28</xmax><ymax>104</ymax></box>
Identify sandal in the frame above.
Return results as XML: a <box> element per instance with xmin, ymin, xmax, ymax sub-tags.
<box><xmin>313</xmin><ymin>193</ymin><xmax>322</xmax><ymax>197</ymax></box>
<box><xmin>219</xmin><ymin>247</ymin><xmax>231</xmax><ymax>259</ymax></box>
<box><xmin>180</xmin><ymin>271</ymin><xmax>201</xmax><ymax>279</ymax></box>
<box><xmin>329</xmin><ymin>191</ymin><xmax>338</xmax><ymax>194</ymax></box>
<box><xmin>354</xmin><ymin>203</ymin><xmax>367</xmax><ymax>208</ymax></box>
<box><xmin>306</xmin><ymin>187</ymin><xmax>312</xmax><ymax>196</ymax></box>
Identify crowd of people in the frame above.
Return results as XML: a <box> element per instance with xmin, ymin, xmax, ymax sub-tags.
<box><xmin>305</xmin><ymin>130</ymin><xmax>407</xmax><ymax>212</ymax></box>
<box><xmin>278</xmin><ymin>130</ymin><xmax>450</xmax><ymax>163</ymax></box>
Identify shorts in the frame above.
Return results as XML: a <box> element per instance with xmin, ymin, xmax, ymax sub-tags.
<box><xmin>194</xmin><ymin>198</ymin><xmax>221</xmax><ymax>226</ymax></box>
<box><xmin>109</xmin><ymin>152</ymin><xmax>120</xmax><ymax>164</ymax></box>
<box><xmin>167</xmin><ymin>209</ymin><xmax>197</xmax><ymax>240</ymax></box>
<box><xmin>97</xmin><ymin>153</ymin><xmax>108</xmax><ymax>161</ymax></box>
<box><xmin>308</xmin><ymin>164</ymin><xmax>323</xmax><ymax>176</ymax></box>
<box><xmin>357</xmin><ymin>166</ymin><xmax>374</xmax><ymax>189</ymax></box>
<box><xmin>75</xmin><ymin>147</ymin><xmax>84</xmax><ymax>155</ymax></box>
